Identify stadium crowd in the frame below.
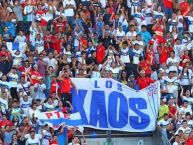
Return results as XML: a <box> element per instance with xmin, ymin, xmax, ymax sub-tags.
<box><xmin>0</xmin><ymin>0</ymin><xmax>193</xmax><ymax>145</ymax></box>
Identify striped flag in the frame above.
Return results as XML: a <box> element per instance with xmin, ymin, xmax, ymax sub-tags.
<box><xmin>6</xmin><ymin>42</ymin><xmax>27</xmax><ymax>54</ymax></box>
<box><xmin>38</xmin><ymin>111</ymin><xmax>84</xmax><ymax>132</ymax></box>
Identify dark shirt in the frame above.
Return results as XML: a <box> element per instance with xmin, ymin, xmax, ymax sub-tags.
<box><xmin>0</xmin><ymin>60</ymin><xmax>11</xmax><ymax>75</ymax></box>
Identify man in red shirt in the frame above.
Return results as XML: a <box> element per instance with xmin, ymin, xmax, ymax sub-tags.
<box><xmin>163</xmin><ymin>0</ymin><xmax>173</xmax><ymax>18</ymax></box>
<box><xmin>57</xmin><ymin>69</ymin><xmax>76</xmax><ymax>107</ymax></box>
<box><xmin>136</xmin><ymin>70</ymin><xmax>155</xmax><ymax>90</ymax></box>
<box><xmin>180</xmin><ymin>0</ymin><xmax>190</xmax><ymax>16</ymax></box>
<box><xmin>96</xmin><ymin>40</ymin><xmax>105</xmax><ymax>64</ymax></box>
<box><xmin>186</xmin><ymin>131</ymin><xmax>193</xmax><ymax>145</ymax></box>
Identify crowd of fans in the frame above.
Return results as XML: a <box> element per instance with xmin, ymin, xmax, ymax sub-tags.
<box><xmin>0</xmin><ymin>0</ymin><xmax>193</xmax><ymax>145</ymax></box>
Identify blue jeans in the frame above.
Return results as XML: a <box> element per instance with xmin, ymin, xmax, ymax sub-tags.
<box><xmin>66</xmin><ymin>16</ymin><xmax>75</xmax><ymax>28</ymax></box>
<box><xmin>164</xmin><ymin>8</ymin><xmax>173</xmax><ymax>19</ymax></box>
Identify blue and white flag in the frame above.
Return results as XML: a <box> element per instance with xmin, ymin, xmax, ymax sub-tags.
<box><xmin>6</xmin><ymin>42</ymin><xmax>27</xmax><ymax>54</ymax></box>
<box><xmin>38</xmin><ymin>111</ymin><xmax>84</xmax><ymax>132</ymax></box>
<box><xmin>72</xmin><ymin>78</ymin><xmax>160</xmax><ymax>132</ymax></box>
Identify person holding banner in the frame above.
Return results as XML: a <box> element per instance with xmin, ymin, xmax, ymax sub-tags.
<box><xmin>57</xmin><ymin>69</ymin><xmax>76</xmax><ymax>107</ymax></box>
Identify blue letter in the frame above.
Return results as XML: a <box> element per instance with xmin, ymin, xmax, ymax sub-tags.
<box><xmin>106</xmin><ymin>80</ymin><xmax>112</xmax><ymax>88</ymax></box>
<box><xmin>117</xmin><ymin>83</ymin><xmax>123</xmax><ymax>91</ymax></box>
<box><xmin>129</xmin><ymin>98</ymin><xmax>150</xmax><ymax>129</ymax></box>
<box><xmin>90</xmin><ymin>90</ymin><xmax>108</xmax><ymax>128</ymax></box>
<box><xmin>94</xmin><ymin>80</ymin><xmax>100</xmax><ymax>88</ymax></box>
<box><xmin>72</xmin><ymin>89</ymin><xmax>88</xmax><ymax>124</ymax></box>
<box><xmin>108</xmin><ymin>92</ymin><xmax>128</xmax><ymax>128</ymax></box>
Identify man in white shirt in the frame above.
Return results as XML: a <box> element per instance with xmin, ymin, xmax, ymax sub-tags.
<box><xmin>126</xmin><ymin>24</ymin><xmax>137</xmax><ymax>40</ymax></box>
<box><xmin>166</xmin><ymin>51</ymin><xmax>179</xmax><ymax>73</ymax></box>
<box><xmin>43</xmin><ymin>52</ymin><xmax>58</xmax><ymax>71</ymax></box>
<box><xmin>179</xmin><ymin>100</ymin><xmax>192</xmax><ymax>117</ymax></box>
<box><xmin>63</xmin><ymin>0</ymin><xmax>76</xmax><ymax>27</ymax></box>
<box><xmin>157</xmin><ymin>113</ymin><xmax>170</xmax><ymax>129</ymax></box>
<box><xmin>25</xmin><ymin>129</ymin><xmax>42</xmax><ymax>145</ymax></box>
<box><xmin>162</xmin><ymin>70</ymin><xmax>180</xmax><ymax>99</ymax></box>
<box><xmin>14</xmin><ymin>30</ymin><xmax>27</xmax><ymax>42</ymax></box>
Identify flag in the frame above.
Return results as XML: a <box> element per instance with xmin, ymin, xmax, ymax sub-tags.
<box><xmin>6</xmin><ymin>42</ymin><xmax>27</xmax><ymax>54</ymax></box>
<box><xmin>38</xmin><ymin>111</ymin><xmax>84</xmax><ymax>132</ymax></box>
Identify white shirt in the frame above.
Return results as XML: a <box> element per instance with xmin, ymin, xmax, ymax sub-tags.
<box><xmin>162</xmin><ymin>76</ymin><xmax>179</xmax><ymax>93</ymax></box>
<box><xmin>182</xmin><ymin>96</ymin><xmax>193</xmax><ymax>106</ymax></box>
<box><xmin>179</xmin><ymin>106</ymin><xmax>192</xmax><ymax>116</ymax></box>
<box><xmin>34</xmin><ymin>83</ymin><xmax>46</xmax><ymax>100</ymax></box>
<box><xmin>43</xmin><ymin>58</ymin><xmax>58</xmax><ymax>69</ymax></box>
<box><xmin>157</xmin><ymin>119</ymin><xmax>170</xmax><ymax>128</ymax></box>
<box><xmin>15</xmin><ymin>35</ymin><xmax>26</xmax><ymax>42</ymax></box>
<box><xmin>132</xmin><ymin>49</ymin><xmax>143</xmax><ymax>64</ymax></box>
<box><xmin>17</xmin><ymin>82</ymin><xmax>31</xmax><ymax>97</ymax></box>
<box><xmin>29</xmin><ymin>108</ymin><xmax>41</xmax><ymax>119</ymax></box>
<box><xmin>187</xmin><ymin>16</ymin><xmax>193</xmax><ymax>33</ymax></box>
<box><xmin>42</xmin><ymin>130</ymin><xmax>51</xmax><ymax>145</ymax></box>
<box><xmin>20</xmin><ymin>98</ymin><xmax>32</xmax><ymax>117</ymax></box>
<box><xmin>115</xmin><ymin>29</ymin><xmax>125</xmax><ymax>43</ymax></box>
<box><xmin>120</xmin><ymin>47</ymin><xmax>130</xmax><ymax>63</ymax></box>
<box><xmin>126</xmin><ymin>31</ymin><xmax>137</xmax><ymax>39</ymax></box>
<box><xmin>63</xmin><ymin>0</ymin><xmax>76</xmax><ymax>17</ymax></box>
<box><xmin>0</xmin><ymin>98</ymin><xmax>8</xmax><ymax>113</ymax></box>
<box><xmin>166</xmin><ymin>57</ymin><xmax>178</xmax><ymax>72</ymax></box>
<box><xmin>175</xmin><ymin>126</ymin><xmax>192</xmax><ymax>135</ymax></box>
<box><xmin>25</xmin><ymin>134</ymin><xmax>42</xmax><ymax>145</ymax></box>
<box><xmin>8</xmin><ymin>73</ymin><xmax>18</xmax><ymax>88</ymax></box>
<box><xmin>91</xmin><ymin>71</ymin><xmax>101</xmax><ymax>79</ymax></box>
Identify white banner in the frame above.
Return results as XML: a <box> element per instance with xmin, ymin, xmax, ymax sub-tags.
<box><xmin>72</xmin><ymin>78</ymin><xmax>160</xmax><ymax>132</ymax></box>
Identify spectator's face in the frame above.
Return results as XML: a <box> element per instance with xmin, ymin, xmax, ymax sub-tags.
<box><xmin>2</xmin><ymin>93</ymin><xmax>7</xmax><ymax>99</ymax></box>
<box><xmin>183</xmin><ymin>121</ymin><xmax>188</xmax><ymax>128</ymax></box>
<box><xmin>175</xmin><ymin>136</ymin><xmax>179</xmax><ymax>142</ymax></box>
<box><xmin>20</xmin><ymin>77</ymin><xmax>25</xmax><ymax>83</ymax></box>
<box><xmin>186</xmin><ymin>90</ymin><xmax>190</xmax><ymax>97</ymax></box>
<box><xmin>170</xmin><ymin>52</ymin><xmax>175</xmax><ymax>57</ymax></box>
<box><xmin>12</xmin><ymin>134</ymin><xmax>17</xmax><ymax>141</ymax></box>
<box><xmin>23</xmin><ymin>95</ymin><xmax>28</xmax><ymax>101</ymax></box>
<box><xmin>164</xmin><ymin>115</ymin><xmax>168</xmax><ymax>121</ymax></box>
<box><xmin>168</xmin><ymin>72</ymin><xmax>174</xmax><ymax>78</ymax></box>
<box><xmin>2</xmin><ymin>75</ymin><xmax>7</xmax><ymax>81</ymax></box>
<box><xmin>2</xmin><ymin>115</ymin><xmax>7</xmax><ymax>120</ymax></box>
<box><xmin>83</xmin><ymin>5</ymin><xmax>87</xmax><ymax>11</ymax></box>
<box><xmin>30</xmin><ymin>131</ymin><xmax>35</xmax><ymax>139</ymax></box>
<box><xmin>64</xmin><ymin>71</ymin><xmax>69</xmax><ymax>77</ymax></box>
<box><xmin>49</xmin><ymin>53</ymin><xmax>53</xmax><ymax>59</ymax></box>
<box><xmin>140</xmin><ymin>72</ymin><xmax>145</xmax><ymax>78</ymax></box>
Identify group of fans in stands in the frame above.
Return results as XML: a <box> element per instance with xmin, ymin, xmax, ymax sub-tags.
<box><xmin>0</xmin><ymin>0</ymin><xmax>193</xmax><ymax>145</ymax></box>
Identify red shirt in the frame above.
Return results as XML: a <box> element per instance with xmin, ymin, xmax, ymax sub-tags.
<box><xmin>168</xmin><ymin>105</ymin><xmax>177</xmax><ymax>118</ymax></box>
<box><xmin>61</xmin><ymin>78</ymin><xmax>71</xmax><ymax>94</ymax></box>
<box><xmin>181</xmin><ymin>55</ymin><xmax>190</xmax><ymax>67</ymax></box>
<box><xmin>0</xmin><ymin>51</ymin><xmax>8</xmax><ymax>57</ymax></box>
<box><xmin>51</xmin><ymin>35</ymin><xmax>62</xmax><ymax>54</ymax></box>
<box><xmin>159</xmin><ymin>47</ymin><xmax>169</xmax><ymax>64</ymax></box>
<box><xmin>50</xmin><ymin>140</ymin><xmax>58</xmax><ymax>145</ymax></box>
<box><xmin>164</xmin><ymin>0</ymin><xmax>173</xmax><ymax>9</ymax></box>
<box><xmin>35</xmin><ymin>10</ymin><xmax>47</xmax><ymax>26</ymax></box>
<box><xmin>50</xmin><ymin>80</ymin><xmax>58</xmax><ymax>94</ymax></box>
<box><xmin>0</xmin><ymin>120</ymin><xmax>13</xmax><ymax>128</ymax></box>
<box><xmin>96</xmin><ymin>44</ymin><xmax>105</xmax><ymax>64</ymax></box>
<box><xmin>53</xmin><ymin>20</ymin><xmax>66</xmax><ymax>33</ymax></box>
<box><xmin>186</xmin><ymin>137</ymin><xmax>193</xmax><ymax>145</ymax></box>
<box><xmin>44</xmin><ymin>34</ymin><xmax>52</xmax><ymax>49</ymax></box>
<box><xmin>30</xmin><ymin>70</ymin><xmax>42</xmax><ymax>85</ymax></box>
<box><xmin>180</xmin><ymin>2</ymin><xmax>190</xmax><ymax>16</ymax></box>
<box><xmin>137</xmin><ymin>77</ymin><xmax>155</xmax><ymax>90</ymax></box>
<box><xmin>138</xmin><ymin>60</ymin><xmax>151</xmax><ymax>75</ymax></box>
<box><xmin>154</xmin><ymin>26</ymin><xmax>164</xmax><ymax>43</ymax></box>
